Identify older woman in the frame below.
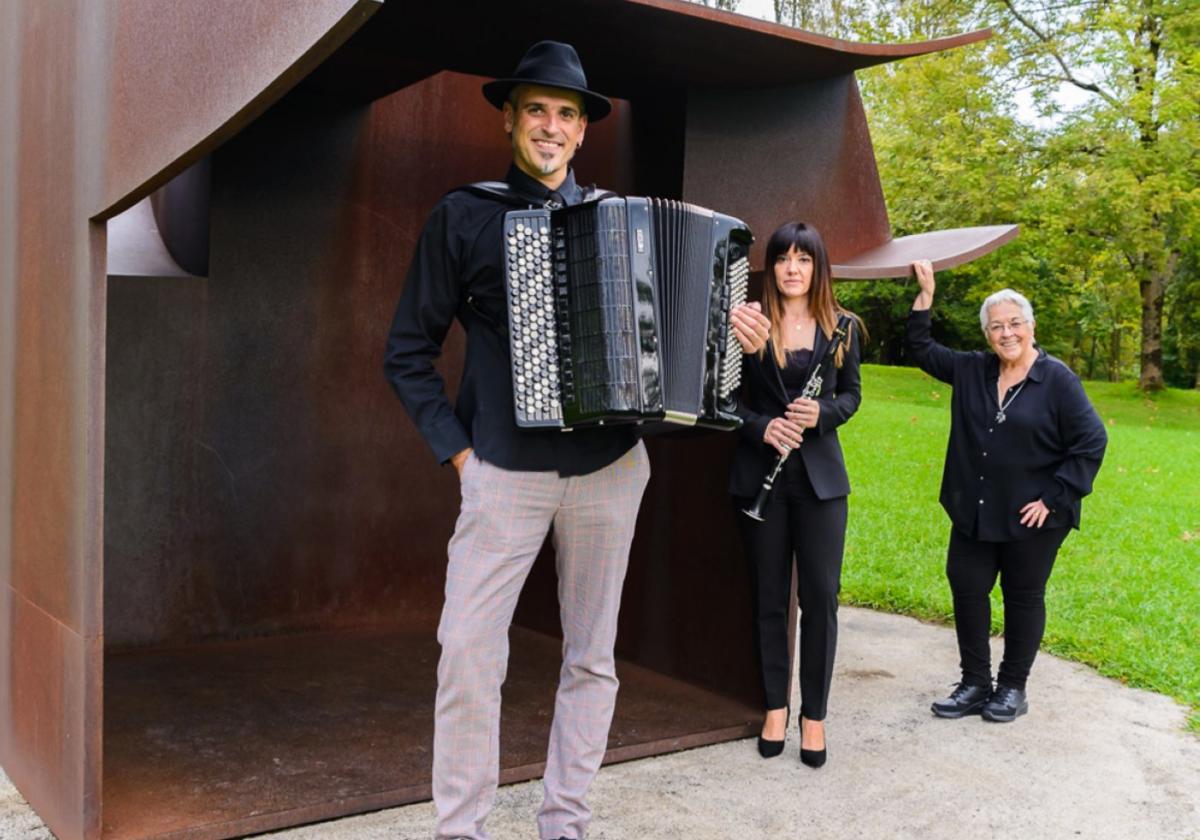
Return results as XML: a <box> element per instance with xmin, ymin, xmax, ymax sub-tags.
<box><xmin>907</xmin><ymin>260</ymin><xmax>1106</xmax><ymax>722</ymax></box>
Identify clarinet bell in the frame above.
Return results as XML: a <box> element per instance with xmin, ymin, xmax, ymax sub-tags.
<box><xmin>741</xmin><ymin>489</ymin><xmax>770</xmax><ymax>521</ymax></box>
<box><xmin>741</xmin><ymin>504</ymin><xmax>766</xmax><ymax>522</ymax></box>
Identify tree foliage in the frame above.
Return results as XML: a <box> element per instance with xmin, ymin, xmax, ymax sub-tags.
<box><xmin>989</xmin><ymin>0</ymin><xmax>1200</xmax><ymax>389</ymax></box>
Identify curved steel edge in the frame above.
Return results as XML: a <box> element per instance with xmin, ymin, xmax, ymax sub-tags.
<box><xmin>831</xmin><ymin>224</ymin><xmax>1020</xmax><ymax>280</ymax></box>
<box><xmin>625</xmin><ymin>0</ymin><xmax>991</xmax><ymax>60</ymax></box>
<box><xmin>106</xmin><ymin>198</ymin><xmax>199</xmax><ymax>278</ymax></box>
<box><xmin>92</xmin><ymin>0</ymin><xmax>382</xmax><ymax>223</ymax></box>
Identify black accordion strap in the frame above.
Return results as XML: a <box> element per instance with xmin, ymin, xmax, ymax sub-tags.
<box><xmin>460</xmin><ymin>181</ymin><xmax>537</xmax><ymax>208</ymax></box>
<box><xmin>582</xmin><ymin>184</ymin><xmax>616</xmax><ymax>201</ymax></box>
<box><xmin>458</xmin><ymin>181</ymin><xmax>616</xmax><ymax>207</ymax></box>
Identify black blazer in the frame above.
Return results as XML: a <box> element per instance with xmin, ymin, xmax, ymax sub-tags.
<box><xmin>728</xmin><ymin>325</ymin><xmax>862</xmax><ymax>500</ymax></box>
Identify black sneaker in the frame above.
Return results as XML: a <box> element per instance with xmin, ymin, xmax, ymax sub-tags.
<box><xmin>931</xmin><ymin>682</ymin><xmax>992</xmax><ymax>718</ymax></box>
<box><xmin>981</xmin><ymin>685</ymin><xmax>1028</xmax><ymax>722</ymax></box>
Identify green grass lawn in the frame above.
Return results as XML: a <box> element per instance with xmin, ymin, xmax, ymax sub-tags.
<box><xmin>840</xmin><ymin>364</ymin><xmax>1200</xmax><ymax>730</ymax></box>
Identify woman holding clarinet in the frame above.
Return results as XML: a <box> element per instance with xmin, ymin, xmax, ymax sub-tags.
<box><xmin>729</xmin><ymin>222</ymin><xmax>863</xmax><ymax>767</ymax></box>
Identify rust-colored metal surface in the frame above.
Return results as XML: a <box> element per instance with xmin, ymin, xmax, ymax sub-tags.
<box><xmin>100</xmin><ymin>0</ymin><xmax>381</xmax><ymax>220</ymax></box>
<box><xmin>4</xmin><ymin>2</ymin><xmax>110</xmax><ymax>837</ymax></box>
<box><xmin>102</xmin><ymin>623</ymin><xmax>756</xmax><ymax>839</ymax></box>
<box><xmin>148</xmin><ymin>159</ymin><xmax>211</xmax><ymax>277</ymax></box>
<box><xmin>305</xmin><ymin>0</ymin><xmax>989</xmax><ymax>102</ymax></box>
<box><xmin>2</xmin><ymin>1</ymin><xmax>1016</xmax><ymax>837</ymax></box>
<box><xmin>0</xmin><ymin>587</ymin><xmax>103</xmax><ymax>840</ymax></box>
<box><xmin>681</xmin><ymin>74</ymin><xmax>893</xmax><ymax>271</ymax></box>
<box><xmin>832</xmin><ymin>224</ymin><xmax>1022</xmax><ymax>279</ymax></box>
<box><xmin>2</xmin><ymin>2</ymin><xmax>382</xmax><ymax>837</ymax></box>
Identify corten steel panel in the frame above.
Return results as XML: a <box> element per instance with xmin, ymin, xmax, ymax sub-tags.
<box><xmin>148</xmin><ymin>158</ymin><xmax>212</xmax><ymax>277</ymax></box>
<box><xmin>831</xmin><ymin>224</ymin><xmax>1021</xmax><ymax>279</ymax></box>
<box><xmin>1</xmin><ymin>0</ymin><xmax>18</xmax><ymax>599</ymax></box>
<box><xmin>0</xmin><ymin>586</ymin><xmax>103</xmax><ymax>840</ymax></box>
<box><xmin>103</xmin><ymin>71</ymin><xmax>636</xmax><ymax>648</ymax></box>
<box><xmin>100</xmin><ymin>0</ymin><xmax>380</xmax><ymax>220</ymax></box>
<box><xmin>3</xmin><ymin>1</ymin><xmax>109</xmax><ymax>835</ymax></box>
<box><xmin>107</xmin><ymin>99</ymin><xmax>394</xmax><ymax>648</ymax></box>
<box><xmin>102</xmin><ymin>624</ymin><xmax>755</xmax><ymax>839</ymax></box>
<box><xmin>619</xmin><ymin>434</ymin><xmax>757</xmax><ymax>698</ymax></box>
<box><xmin>682</xmin><ymin>75</ymin><xmax>892</xmax><ymax>271</ymax></box>
<box><xmin>6</xmin><ymin>1</ymin><xmax>386</xmax><ymax>837</ymax></box>
<box><xmin>11</xmin><ymin>0</ymin><xmax>101</xmax><ymax>646</ymax></box>
<box><xmin>306</xmin><ymin>0</ymin><xmax>990</xmax><ymax>104</ymax></box>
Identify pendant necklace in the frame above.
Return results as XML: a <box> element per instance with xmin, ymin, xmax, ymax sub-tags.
<box><xmin>994</xmin><ymin>378</ymin><xmax>1028</xmax><ymax>424</ymax></box>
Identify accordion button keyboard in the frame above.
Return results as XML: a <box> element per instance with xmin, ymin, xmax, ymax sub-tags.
<box><xmin>505</xmin><ymin>212</ymin><xmax>564</xmax><ymax>427</ymax></box>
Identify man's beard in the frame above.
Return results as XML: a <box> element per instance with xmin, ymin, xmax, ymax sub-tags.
<box><xmin>533</xmin><ymin>143</ymin><xmax>573</xmax><ymax>175</ymax></box>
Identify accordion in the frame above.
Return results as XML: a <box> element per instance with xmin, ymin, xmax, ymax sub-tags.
<box><xmin>503</xmin><ymin>197</ymin><xmax>751</xmax><ymax>431</ymax></box>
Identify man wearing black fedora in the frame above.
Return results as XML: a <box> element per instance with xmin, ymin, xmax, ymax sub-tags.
<box><xmin>384</xmin><ymin>41</ymin><xmax>644</xmax><ymax>840</ymax></box>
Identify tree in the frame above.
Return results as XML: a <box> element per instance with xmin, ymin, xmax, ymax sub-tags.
<box><xmin>840</xmin><ymin>1</ymin><xmax>1062</xmax><ymax>363</ymax></box>
<box><xmin>991</xmin><ymin>0</ymin><xmax>1200</xmax><ymax>390</ymax></box>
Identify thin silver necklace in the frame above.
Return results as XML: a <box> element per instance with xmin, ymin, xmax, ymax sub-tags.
<box><xmin>995</xmin><ymin>378</ymin><xmax>1028</xmax><ymax>423</ymax></box>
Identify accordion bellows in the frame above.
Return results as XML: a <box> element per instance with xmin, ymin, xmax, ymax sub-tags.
<box><xmin>504</xmin><ymin>196</ymin><xmax>751</xmax><ymax>431</ymax></box>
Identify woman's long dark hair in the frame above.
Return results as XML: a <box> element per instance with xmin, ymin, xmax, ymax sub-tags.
<box><xmin>760</xmin><ymin>221</ymin><xmax>862</xmax><ymax>368</ymax></box>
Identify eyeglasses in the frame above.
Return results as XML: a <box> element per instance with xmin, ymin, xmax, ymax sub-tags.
<box><xmin>986</xmin><ymin>319</ymin><xmax>1028</xmax><ymax>335</ymax></box>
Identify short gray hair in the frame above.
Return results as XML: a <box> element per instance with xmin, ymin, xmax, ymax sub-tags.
<box><xmin>980</xmin><ymin>288</ymin><xmax>1035</xmax><ymax>334</ymax></box>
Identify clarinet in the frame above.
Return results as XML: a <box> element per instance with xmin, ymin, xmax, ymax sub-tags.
<box><xmin>741</xmin><ymin>316</ymin><xmax>851</xmax><ymax>522</ymax></box>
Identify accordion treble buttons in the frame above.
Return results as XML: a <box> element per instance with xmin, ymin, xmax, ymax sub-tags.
<box><xmin>504</xmin><ymin>198</ymin><xmax>751</xmax><ymax>431</ymax></box>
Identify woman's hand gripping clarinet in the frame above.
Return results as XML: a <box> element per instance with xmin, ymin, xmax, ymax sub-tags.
<box><xmin>742</xmin><ymin>317</ymin><xmax>850</xmax><ymax>521</ymax></box>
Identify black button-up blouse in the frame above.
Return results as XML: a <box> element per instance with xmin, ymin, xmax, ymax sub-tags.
<box><xmin>906</xmin><ymin>308</ymin><xmax>1107</xmax><ymax>541</ymax></box>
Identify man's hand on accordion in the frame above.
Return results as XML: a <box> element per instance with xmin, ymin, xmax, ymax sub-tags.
<box><xmin>731</xmin><ymin>302</ymin><xmax>770</xmax><ymax>354</ymax></box>
<box><xmin>765</xmin><ymin>416</ymin><xmax>804</xmax><ymax>457</ymax></box>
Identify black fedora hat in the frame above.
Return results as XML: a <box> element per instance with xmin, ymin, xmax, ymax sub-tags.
<box><xmin>482</xmin><ymin>40</ymin><xmax>612</xmax><ymax>121</ymax></box>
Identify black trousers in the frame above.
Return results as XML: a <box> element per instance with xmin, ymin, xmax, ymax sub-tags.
<box><xmin>946</xmin><ymin>525</ymin><xmax>1070</xmax><ymax>691</ymax></box>
<box><xmin>735</xmin><ymin>456</ymin><xmax>846</xmax><ymax>720</ymax></box>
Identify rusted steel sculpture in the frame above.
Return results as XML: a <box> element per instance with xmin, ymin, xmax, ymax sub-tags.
<box><xmin>0</xmin><ymin>1</ymin><xmax>1016</xmax><ymax>837</ymax></box>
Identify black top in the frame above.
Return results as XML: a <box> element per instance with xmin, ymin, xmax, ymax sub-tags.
<box><xmin>781</xmin><ymin>348</ymin><xmax>813</xmax><ymax>399</ymax></box>
<box><xmin>383</xmin><ymin>164</ymin><xmax>637</xmax><ymax>476</ymax></box>
<box><xmin>729</xmin><ymin>328</ymin><xmax>861</xmax><ymax>501</ymax></box>
<box><xmin>905</xmin><ymin>308</ymin><xmax>1107</xmax><ymax>540</ymax></box>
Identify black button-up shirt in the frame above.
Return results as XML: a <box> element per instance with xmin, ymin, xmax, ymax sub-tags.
<box><xmin>384</xmin><ymin>165</ymin><xmax>636</xmax><ymax>476</ymax></box>
<box><xmin>906</xmin><ymin>308</ymin><xmax>1107</xmax><ymax>541</ymax></box>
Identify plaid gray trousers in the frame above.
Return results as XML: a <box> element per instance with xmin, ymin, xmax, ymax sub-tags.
<box><xmin>433</xmin><ymin>441</ymin><xmax>650</xmax><ymax>840</ymax></box>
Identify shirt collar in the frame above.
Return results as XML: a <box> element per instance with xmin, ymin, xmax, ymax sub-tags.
<box><xmin>1027</xmin><ymin>346</ymin><xmax>1049</xmax><ymax>382</ymax></box>
<box><xmin>505</xmin><ymin>163</ymin><xmax>582</xmax><ymax>207</ymax></box>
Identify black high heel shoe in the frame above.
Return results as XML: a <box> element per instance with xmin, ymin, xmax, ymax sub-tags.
<box><xmin>757</xmin><ymin>706</ymin><xmax>790</xmax><ymax>758</ymax></box>
<box><xmin>799</xmin><ymin>717</ymin><xmax>827</xmax><ymax>768</ymax></box>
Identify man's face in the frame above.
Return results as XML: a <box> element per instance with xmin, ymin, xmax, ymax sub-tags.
<box><xmin>504</xmin><ymin>84</ymin><xmax>588</xmax><ymax>188</ymax></box>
